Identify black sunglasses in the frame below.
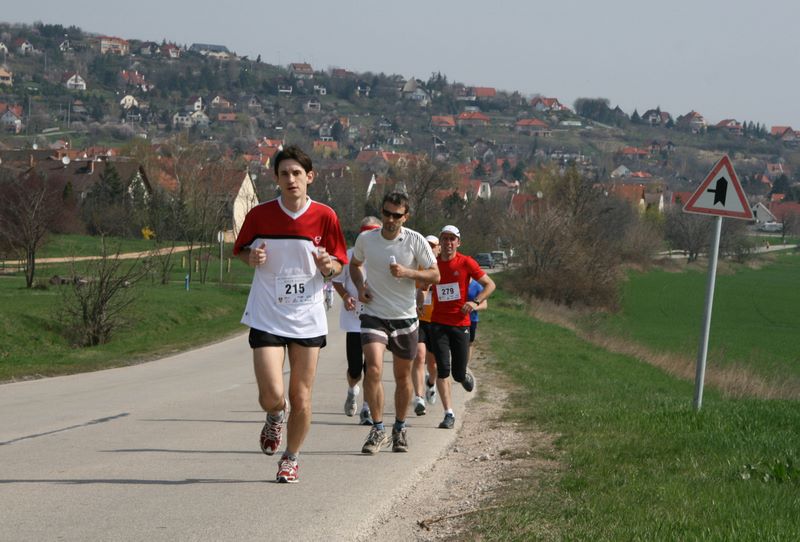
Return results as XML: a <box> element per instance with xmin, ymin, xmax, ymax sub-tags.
<box><xmin>381</xmin><ymin>208</ymin><xmax>406</xmax><ymax>220</ymax></box>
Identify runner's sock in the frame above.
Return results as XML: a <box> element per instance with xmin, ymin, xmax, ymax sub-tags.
<box><xmin>393</xmin><ymin>419</ymin><xmax>406</xmax><ymax>432</ymax></box>
<box><xmin>373</xmin><ymin>421</ymin><xmax>385</xmax><ymax>431</ymax></box>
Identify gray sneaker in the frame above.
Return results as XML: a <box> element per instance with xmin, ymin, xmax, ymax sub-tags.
<box><xmin>359</xmin><ymin>407</ymin><xmax>373</xmax><ymax>425</ymax></box>
<box><xmin>413</xmin><ymin>396</ymin><xmax>426</xmax><ymax>416</ymax></box>
<box><xmin>438</xmin><ymin>413</ymin><xmax>455</xmax><ymax>429</ymax></box>
<box><xmin>361</xmin><ymin>426</ymin><xmax>391</xmax><ymax>454</ymax></box>
<box><xmin>344</xmin><ymin>386</ymin><xmax>359</xmax><ymax>417</ymax></box>
<box><xmin>392</xmin><ymin>427</ymin><xmax>409</xmax><ymax>452</ymax></box>
<box><xmin>462</xmin><ymin>370</ymin><xmax>475</xmax><ymax>392</ymax></box>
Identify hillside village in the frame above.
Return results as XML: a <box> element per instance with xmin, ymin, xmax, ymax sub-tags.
<box><xmin>1</xmin><ymin>20</ymin><xmax>800</xmax><ymax>244</ymax></box>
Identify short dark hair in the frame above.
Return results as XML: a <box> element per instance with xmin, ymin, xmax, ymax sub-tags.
<box><xmin>382</xmin><ymin>191</ymin><xmax>410</xmax><ymax>214</ymax></box>
<box><xmin>273</xmin><ymin>145</ymin><xmax>313</xmax><ymax>176</ymax></box>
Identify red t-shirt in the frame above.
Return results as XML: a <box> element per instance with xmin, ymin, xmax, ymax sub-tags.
<box><xmin>430</xmin><ymin>253</ymin><xmax>485</xmax><ymax>327</ymax></box>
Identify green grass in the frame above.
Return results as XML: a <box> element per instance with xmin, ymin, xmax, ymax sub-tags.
<box><xmin>590</xmin><ymin>252</ymin><xmax>800</xmax><ymax>381</ymax></box>
<box><xmin>0</xmin><ymin>273</ymin><xmax>250</xmax><ymax>381</ymax></box>
<box><xmin>474</xmin><ymin>289</ymin><xmax>800</xmax><ymax>541</ymax></box>
<box><xmin>33</xmin><ymin>233</ymin><xmax>188</xmax><ymax>259</ymax></box>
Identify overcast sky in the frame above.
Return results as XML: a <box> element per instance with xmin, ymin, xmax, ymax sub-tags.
<box><xmin>4</xmin><ymin>1</ymin><xmax>799</xmax><ymax>128</ymax></box>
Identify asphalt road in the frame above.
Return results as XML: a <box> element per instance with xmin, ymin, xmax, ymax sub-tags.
<box><xmin>0</xmin><ymin>303</ymin><xmax>469</xmax><ymax>541</ymax></box>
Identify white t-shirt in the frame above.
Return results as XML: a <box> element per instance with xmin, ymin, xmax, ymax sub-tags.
<box><xmin>352</xmin><ymin>227</ymin><xmax>436</xmax><ymax>319</ymax></box>
<box><xmin>233</xmin><ymin>197</ymin><xmax>347</xmax><ymax>338</ymax></box>
<box><xmin>333</xmin><ymin>248</ymin><xmax>365</xmax><ymax>333</ymax></box>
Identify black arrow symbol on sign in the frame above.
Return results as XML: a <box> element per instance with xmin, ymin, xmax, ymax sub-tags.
<box><xmin>707</xmin><ymin>177</ymin><xmax>728</xmax><ymax>205</ymax></box>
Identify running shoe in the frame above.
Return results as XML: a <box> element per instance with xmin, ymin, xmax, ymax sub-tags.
<box><xmin>425</xmin><ymin>379</ymin><xmax>437</xmax><ymax>405</ymax></box>
<box><xmin>414</xmin><ymin>395</ymin><xmax>427</xmax><ymax>416</ymax></box>
<box><xmin>361</xmin><ymin>426</ymin><xmax>391</xmax><ymax>454</ymax></box>
<box><xmin>344</xmin><ymin>385</ymin><xmax>360</xmax><ymax>417</ymax></box>
<box><xmin>438</xmin><ymin>413</ymin><xmax>455</xmax><ymax>429</ymax></box>
<box><xmin>359</xmin><ymin>407</ymin><xmax>373</xmax><ymax>426</ymax></box>
<box><xmin>462</xmin><ymin>370</ymin><xmax>475</xmax><ymax>392</ymax></box>
<box><xmin>259</xmin><ymin>412</ymin><xmax>283</xmax><ymax>455</ymax></box>
<box><xmin>392</xmin><ymin>427</ymin><xmax>409</xmax><ymax>452</ymax></box>
<box><xmin>276</xmin><ymin>456</ymin><xmax>299</xmax><ymax>483</ymax></box>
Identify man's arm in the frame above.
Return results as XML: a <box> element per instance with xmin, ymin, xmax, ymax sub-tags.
<box><xmin>349</xmin><ymin>257</ymin><xmax>372</xmax><ymax>303</ymax></box>
<box><xmin>391</xmin><ymin>264</ymin><xmax>439</xmax><ymax>284</ymax></box>
<box><xmin>473</xmin><ymin>274</ymin><xmax>496</xmax><ymax>304</ymax></box>
<box><xmin>333</xmin><ymin>281</ymin><xmax>356</xmax><ymax>311</ymax></box>
<box><xmin>463</xmin><ymin>274</ymin><xmax>495</xmax><ymax>314</ymax></box>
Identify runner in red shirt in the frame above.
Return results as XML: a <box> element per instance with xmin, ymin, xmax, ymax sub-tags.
<box><xmin>429</xmin><ymin>225</ymin><xmax>496</xmax><ymax>429</ymax></box>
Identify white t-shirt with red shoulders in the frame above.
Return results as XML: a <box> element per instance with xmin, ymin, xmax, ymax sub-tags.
<box><xmin>431</xmin><ymin>253</ymin><xmax>485</xmax><ymax>327</ymax></box>
<box><xmin>233</xmin><ymin>197</ymin><xmax>347</xmax><ymax>338</ymax></box>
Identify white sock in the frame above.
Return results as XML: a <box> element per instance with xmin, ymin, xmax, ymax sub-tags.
<box><xmin>349</xmin><ymin>384</ymin><xmax>360</xmax><ymax>395</ymax></box>
<box><xmin>445</xmin><ymin>409</ymin><xmax>454</xmax><ymax>416</ymax></box>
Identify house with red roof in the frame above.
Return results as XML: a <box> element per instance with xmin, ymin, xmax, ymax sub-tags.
<box><xmin>472</xmin><ymin>87</ymin><xmax>497</xmax><ymax>99</ymax></box>
<box><xmin>715</xmin><ymin>119</ymin><xmax>743</xmax><ymax>136</ymax></box>
<box><xmin>770</xmin><ymin>126</ymin><xmax>797</xmax><ymax>142</ymax></box>
<box><xmin>456</xmin><ymin>111</ymin><xmax>490</xmax><ymax>127</ymax></box>
<box><xmin>769</xmin><ymin>201</ymin><xmax>800</xmax><ymax>223</ymax></box>
<box><xmin>120</xmin><ymin>70</ymin><xmax>147</xmax><ymax>88</ymax></box>
<box><xmin>676</xmin><ymin>110</ymin><xmax>707</xmax><ymax>133</ymax></box>
<box><xmin>431</xmin><ymin>115</ymin><xmax>456</xmax><ymax>131</ymax></box>
<box><xmin>99</xmin><ymin>36</ymin><xmax>129</xmax><ymax>55</ymax></box>
<box><xmin>289</xmin><ymin>62</ymin><xmax>314</xmax><ymax>79</ymax></box>
<box><xmin>161</xmin><ymin>43</ymin><xmax>181</xmax><ymax>59</ymax></box>
<box><xmin>617</xmin><ymin>146</ymin><xmax>649</xmax><ymax>160</ymax></box>
<box><xmin>515</xmin><ymin>118</ymin><xmax>551</xmax><ymax>136</ymax></box>
<box><xmin>530</xmin><ymin>97</ymin><xmax>567</xmax><ymax>112</ymax></box>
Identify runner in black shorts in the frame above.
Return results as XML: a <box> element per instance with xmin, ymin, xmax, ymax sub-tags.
<box><xmin>349</xmin><ymin>192</ymin><xmax>439</xmax><ymax>454</ymax></box>
<box><xmin>428</xmin><ymin>225</ymin><xmax>495</xmax><ymax>430</ymax></box>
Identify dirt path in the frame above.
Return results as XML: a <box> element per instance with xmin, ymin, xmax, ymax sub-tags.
<box><xmin>360</xmin><ymin>346</ymin><xmax>558</xmax><ymax>541</ymax></box>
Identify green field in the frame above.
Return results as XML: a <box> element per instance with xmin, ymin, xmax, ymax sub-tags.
<box><xmin>592</xmin><ymin>252</ymin><xmax>800</xmax><ymax>382</ymax></box>
<box><xmin>475</xmin><ymin>288</ymin><xmax>800</xmax><ymax>540</ymax></box>
<box><xmin>0</xmin><ymin>273</ymin><xmax>249</xmax><ymax>381</ymax></box>
<box><xmin>27</xmin><ymin>234</ymin><xmax>187</xmax><ymax>259</ymax></box>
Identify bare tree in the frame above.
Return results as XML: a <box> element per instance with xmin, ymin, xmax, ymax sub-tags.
<box><xmin>664</xmin><ymin>207</ymin><xmax>712</xmax><ymax>262</ymax></box>
<box><xmin>59</xmin><ymin>242</ymin><xmax>150</xmax><ymax>346</ymax></box>
<box><xmin>0</xmin><ymin>167</ymin><xmax>61</xmax><ymax>288</ymax></box>
<box><xmin>780</xmin><ymin>212</ymin><xmax>800</xmax><ymax>243</ymax></box>
<box><xmin>388</xmin><ymin>156</ymin><xmax>456</xmax><ymax>234</ymax></box>
<box><xmin>163</xmin><ymin>140</ymin><xmax>231</xmax><ymax>284</ymax></box>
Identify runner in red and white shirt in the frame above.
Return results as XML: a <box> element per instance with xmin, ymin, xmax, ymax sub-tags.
<box><xmin>429</xmin><ymin>224</ymin><xmax>495</xmax><ymax>430</ymax></box>
<box><xmin>233</xmin><ymin>145</ymin><xmax>347</xmax><ymax>483</ymax></box>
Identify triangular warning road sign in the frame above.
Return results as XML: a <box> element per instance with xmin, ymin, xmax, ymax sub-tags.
<box><xmin>683</xmin><ymin>155</ymin><xmax>753</xmax><ymax>220</ymax></box>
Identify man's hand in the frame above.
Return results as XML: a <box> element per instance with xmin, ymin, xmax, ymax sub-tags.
<box><xmin>358</xmin><ymin>284</ymin><xmax>373</xmax><ymax>304</ymax></box>
<box><xmin>312</xmin><ymin>246</ymin><xmax>334</xmax><ymax>277</ymax></box>
<box><xmin>249</xmin><ymin>242</ymin><xmax>267</xmax><ymax>267</ymax></box>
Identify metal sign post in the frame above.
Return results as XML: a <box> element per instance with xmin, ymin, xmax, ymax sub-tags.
<box><xmin>693</xmin><ymin>216</ymin><xmax>722</xmax><ymax>410</ymax></box>
<box><xmin>217</xmin><ymin>231</ymin><xmax>224</xmax><ymax>284</ymax></box>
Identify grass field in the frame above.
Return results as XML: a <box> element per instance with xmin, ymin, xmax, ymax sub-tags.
<box><xmin>591</xmin><ymin>252</ymin><xmax>800</xmax><ymax>383</ymax></box>
<box><xmin>29</xmin><ymin>234</ymin><xmax>188</xmax><ymax>259</ymax></box>
<box><xmin>0</xmin><ymin>273</ymin><xmax>249</xmax><ymax>381</ymax></box>
<box><xmin>474</xmin><ymin>288</ymin><xmax>800</xmax><ymax>540</ymax></box>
